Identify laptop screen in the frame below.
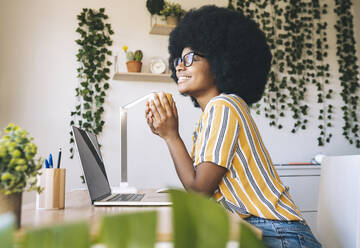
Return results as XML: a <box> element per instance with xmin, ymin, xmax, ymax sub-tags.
<box><xmin>72</xmin><ymin>126</ymin><xmax>111</xmax><ymax>203</ymax></box>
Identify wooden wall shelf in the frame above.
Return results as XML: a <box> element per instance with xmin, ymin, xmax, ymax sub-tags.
<box><xmin>149</xmin><ymin>24</ymin><xmax>176</xmax><ymax>35</ymax></box>
<box><xmin>113</xmin><ymin>72</ymin><xmax>173</xmax><ymax>82</ymax></box>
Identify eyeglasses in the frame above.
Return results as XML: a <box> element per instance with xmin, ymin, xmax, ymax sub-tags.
<box><xmin>174</xmin><ymin>52</ymin><xmax>204</xmax><ymax>68</ymax></box>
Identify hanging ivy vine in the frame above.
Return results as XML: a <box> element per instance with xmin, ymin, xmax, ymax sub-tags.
<box><xmin>229</xmin><ymin>0</ymin><xmax>335</xmax><ymax>146</ymax></box>
<box><xmin>312</xmin><ymin>1</ymin><xmax>333</xmax><ymax>145</ymax></box>
<box><xmin>233</xmin><ymin>0</ymin><xmax>287</xmax><ymax>129</ymax></box>
<box><xmin>334</xmin><ymin>0</ymin><xmax>360</xmax><ymax>148</ymax></box>
<box><xmin>283</xmin><ymin>0</ymin><xmax>309</xmax><ymax>134</ymax></box>
<box><xmin>69</xmin><ymin>8</ymin><xmax>114</xmax><ymax>158</ymax></box>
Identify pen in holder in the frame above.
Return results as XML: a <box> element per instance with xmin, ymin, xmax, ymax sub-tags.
<box><xmin>36</xmin><ymin>168</ymin><xmax>66</xmax><ymax>209</ymax></box>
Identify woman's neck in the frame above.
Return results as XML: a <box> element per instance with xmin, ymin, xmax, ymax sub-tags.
<box><xmin>196</xmin><ymin>89</ymin><xmax>221</xmax><ymax>111</ymax></box>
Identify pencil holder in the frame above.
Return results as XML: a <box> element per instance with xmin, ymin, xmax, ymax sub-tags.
<box><xmin>36</xmin><ymin>168</ymin><xmax>66</xmax><ymax>209</ymax></box>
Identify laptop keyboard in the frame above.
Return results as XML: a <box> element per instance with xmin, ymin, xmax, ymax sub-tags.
<box><xmin>106</xmin><ymin>193</ymin><xmax>144</xmax><ymax>202</ymax></box>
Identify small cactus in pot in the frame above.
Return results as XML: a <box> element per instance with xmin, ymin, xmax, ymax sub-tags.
<box><xmin>123</xmin><ymin>46</ymin><xmax>143</xmax><ymax>72</ymax></box>
<box><xmin>126</xmin><ymin>51</ymin><xmax>135</xmax><ymax>61</ymax></box>
<box><xmin>134</xmin><ymin>50</ymin><xmax>143</xmax><ymax>62</ymax></box>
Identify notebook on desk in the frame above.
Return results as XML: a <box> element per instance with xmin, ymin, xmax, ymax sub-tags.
<box><xmin>72</xmin><ymin>126</ymin><xmax>171</xmax><ymax>206</ymax></box>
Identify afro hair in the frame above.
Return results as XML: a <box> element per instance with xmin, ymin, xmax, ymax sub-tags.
<box><xmin>168</xmin><ymin>5</ymin><xmax>272</xmax><ymax>107</ymax></box>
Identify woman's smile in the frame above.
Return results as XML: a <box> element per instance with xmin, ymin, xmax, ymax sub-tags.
<box><xmin>177</xmin><ymin>74</ymin><xmax>192</xmax><ymax>83</ymax></box>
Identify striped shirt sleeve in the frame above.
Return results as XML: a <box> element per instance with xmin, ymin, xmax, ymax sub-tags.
<box><xmin>193</xmin><ymin>101</ymin><xmax>240</xmax><ymax>169</ymax></box>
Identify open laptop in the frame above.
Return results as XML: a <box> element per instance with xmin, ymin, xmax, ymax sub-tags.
<box><xmin>72</xmin><ymin>126</ymin><xmax>171</xmax><ymax>206</ymax></box>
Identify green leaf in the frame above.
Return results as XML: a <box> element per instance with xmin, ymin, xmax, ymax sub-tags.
<box><xmin>23</xmin><ymin>221</ymin><xmax>89</xmax><ymax>248</ymax></box>
<box><xmin>83</xmin><ymin>122</ymin><xmax>91</xmax><ymax>129</ymax></box>
<box><xmin>83</xmin><ymin>103</ymin><xmax>90</xmax><ymax>110</ymax></box>
<box><xmin>99</xmin><ymin>211</ymin><xmax>157</xmax><ymax>248</ymax></box>
<box><xmin>170</xmin><ymin>189</ymin><xmax>229</xmax><ymax>248</ymax></box>
<box><xmin>239</xmin><ymin>222</ymin><xmax>265</xmax><ymax>248</ymax></box>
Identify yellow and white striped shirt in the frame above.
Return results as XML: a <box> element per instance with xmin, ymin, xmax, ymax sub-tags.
<box><xmin>190</xmin><ymin>93</ymin><xmax>303</xmax><ymax>221</ymax></box>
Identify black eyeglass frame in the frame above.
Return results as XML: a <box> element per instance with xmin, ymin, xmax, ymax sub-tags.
<box><xmin>174</xmin><ymin>52</ymin><xmax>204</xmax><ymax>68</ymax></box>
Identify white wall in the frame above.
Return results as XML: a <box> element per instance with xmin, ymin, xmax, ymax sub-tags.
<box><xmin>0</xmin><ymin>0</ymin><xmax>359</xmax><ymax>193</ymax></box>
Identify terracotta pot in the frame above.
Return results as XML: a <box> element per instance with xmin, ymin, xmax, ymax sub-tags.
<box><xmin>166</xmin><ymin>16</ymin><xmax>178</xmax><ymax>25</ymax></box>
<box><xmin>0</xmin><ymin>192</ymin><xmax>22</xmax><ymax>228</ymax></box>
<box><xmin>126</xmin><ymin>61</ymin><xmax>142</xmax><ymax>72</ymax></box>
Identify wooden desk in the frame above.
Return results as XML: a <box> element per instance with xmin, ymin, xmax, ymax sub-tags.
<box><xmin>21</xmin><ymin>189</ymin><xmax>261</xmax><ymax>242</ymax></box>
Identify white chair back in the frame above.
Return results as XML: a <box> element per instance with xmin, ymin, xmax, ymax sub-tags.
<box><xmin>317</xmin><ymin>155</ymin><xmax>360</xmax><ymax>248</ymax></box>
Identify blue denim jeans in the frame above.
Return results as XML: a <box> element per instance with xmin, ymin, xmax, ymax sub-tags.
<box><xmin>244</xmin><ymin>216</ymin><xmax>322</xmax><ymax>248</ymax></box>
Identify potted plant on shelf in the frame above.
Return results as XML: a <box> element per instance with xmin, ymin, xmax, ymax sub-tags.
<box><xmin>0</xmin><ymin>123</ymin><xmax>42</xmax><ymax>228</ymax></box>
<box><xmin>160</xmin><ymin>1</ymin><xmax>186</xmax><ymax>25</ymax></box>
<box><xmin>123</xmin><ymin>46</ymin><xmax>143</xmax><ymax>73</ymax></box>
<box><xmin>146</xmin><ymin>0</ymin><xmax>165</xmax><ymax>16</ymax></box>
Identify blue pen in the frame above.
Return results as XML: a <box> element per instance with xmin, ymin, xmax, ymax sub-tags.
<box><xmin>57</xmin><ymin>148</ymin><xmax>62</xmax><ymax>169</ymax></box>
<box><xmin>49</xmin><ymin>154</ymin><xmax>53</xmax><ymax>168</ymax></box>
<box><xmin>45</xmin><ymin>159</ymin><xmax>49</xmax><ymax>168</ymax></box>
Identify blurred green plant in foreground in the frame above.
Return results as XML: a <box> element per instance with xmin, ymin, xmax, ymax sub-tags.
<box><xmin>0</xmin><ymin>123</ymin><xmax>42</xmax><ymax>195</ymax></box>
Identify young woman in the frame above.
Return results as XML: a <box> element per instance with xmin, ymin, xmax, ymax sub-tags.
<box><xmin>145</xmin><ymin>5</ymin><xmax>322</xmax><ymax>248</ymax></box>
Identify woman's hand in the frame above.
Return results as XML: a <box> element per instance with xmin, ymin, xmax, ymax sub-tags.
<box><xmin>145</xmin><ymin>101</ymin><xmax>159</xmax><ymax>136</ymax></box>
<box><xmin>145</xmin><ymin>93</ymin><xmax>179</xmax><ymax>142</ymax></box>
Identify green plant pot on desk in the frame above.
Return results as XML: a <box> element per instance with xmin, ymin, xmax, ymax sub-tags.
<box><xmin>0</xmin><ymin>123</ymin><xmax>42</xmax><ymax>228</ymax></box>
